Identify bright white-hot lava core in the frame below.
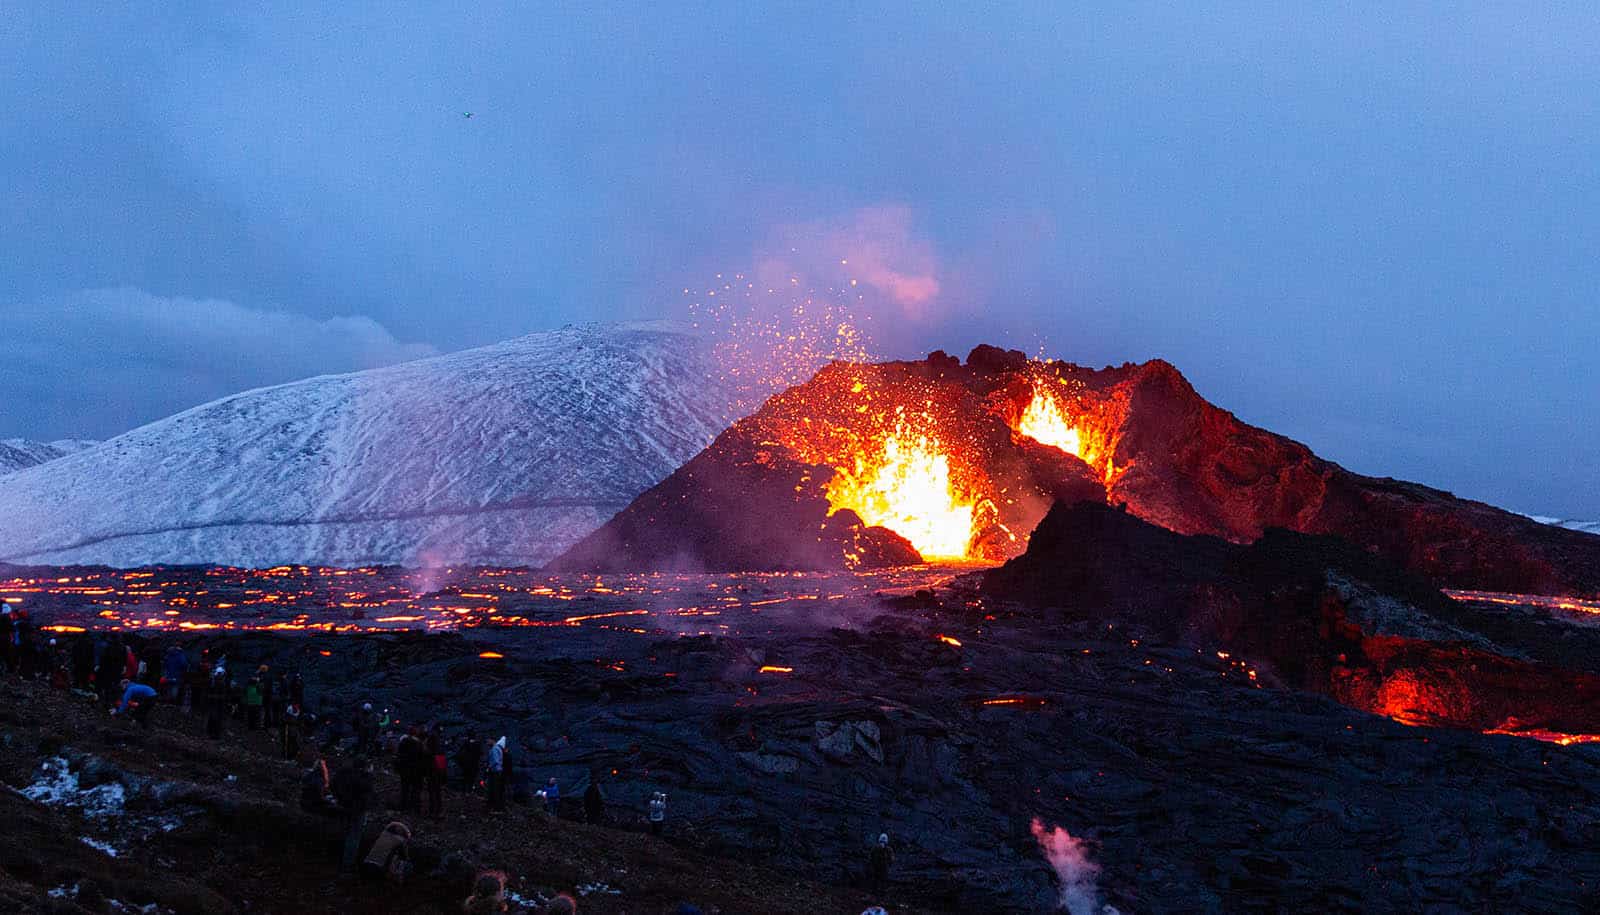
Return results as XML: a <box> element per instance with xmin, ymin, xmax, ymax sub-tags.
<box><xmin>823</xmin><ymin>412</ymin><xmax>981</xmax><ymax>559</ymax></box>
<box><xmin>1017</xmin><ymin>385</ymin><xmax>1087</xmax><ymax>461</ymax></box>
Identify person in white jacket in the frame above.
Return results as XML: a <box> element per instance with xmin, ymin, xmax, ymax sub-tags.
<box><xmin>485</xmin><ymin>736</ymin><xmax>508</xmax><ymax>811</ymax></box>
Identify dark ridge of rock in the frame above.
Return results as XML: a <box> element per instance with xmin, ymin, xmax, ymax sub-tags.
<box><xmin>550</xmin><ymin>349</ymin><xmax>1600</xmax><ymax>595</ymax></box>
<box><xmin>981</xmin><ymin>500</ymin><xmax>1600</xmax><ymax>735</ymax></box>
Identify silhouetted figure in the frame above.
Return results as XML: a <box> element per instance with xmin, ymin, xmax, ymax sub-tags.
<box><xmin>583</xmin><ymin>778</ymin><xmax>604</xmax><ymax>824</ymax></box>
<box><xmin>868</xmin><ymin>833</ymin><xmax>893</xmax><ymax>895</ymax></box>
<box><xmin>425</xmin><ymin>727</ymin><xmax>446</xmax><ymax>818</ymax></box>
<box><xmin>71</xmin><ymin>635</ymin><xmax>95</xmax><ymax>690</ymax></box>
<box><xmin>396</xmin><ymin>726</ymin><xmax>426</xmax><ymax>813</ymax></box>
<box><xmin>331</xmin><ymin>757</ymin><xmax>374</xmax><ymax>870</ymax></box>
<box><xmin>464</xmin><ymin>870</ymin><xmax>509</xmax><ymax>914</ymax></box>
<box><xmin>455</xmin><ymin>731</ymin><xmax>483</xmax><ymax>792</ymax></box>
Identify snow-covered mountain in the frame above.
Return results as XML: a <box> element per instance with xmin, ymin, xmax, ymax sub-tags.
<box><xmin>1530</xmin><ymin>516</ymin><xmax>1600</xmax><ymax>537</ymax></box>
<box><xmin>0</xmin><ymin>323</ymin><xmax>736</xmax><ymax>568</ymax></box>
<box><xmin>0</xmin><ymin>439</ymin><xmax>98</xmax><ymax>476</ymax></box>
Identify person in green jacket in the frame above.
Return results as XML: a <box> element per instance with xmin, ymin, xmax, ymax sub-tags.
<box><xmin>243</xmin><ymin>675</ymin><xmax>264</xmax><ymax>730</ymax></box>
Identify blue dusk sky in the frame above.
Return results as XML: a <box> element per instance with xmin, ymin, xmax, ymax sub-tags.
<box><xmin>2</xmin><ymin>4</ymin><xmax>1596</xmax><ymax>515</ymax></box>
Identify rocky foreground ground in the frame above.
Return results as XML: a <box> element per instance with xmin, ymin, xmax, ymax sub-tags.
<box><xmin>0</xmin><ymin>679</ymin><xmax>890</xmax><ymax>914</ymax></box>
<box><xmin>4</xmin><ymin>578</ymin><xmax>1599</xmax><ymax>910</ymax></box>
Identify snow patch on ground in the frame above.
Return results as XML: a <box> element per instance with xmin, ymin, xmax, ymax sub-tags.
<box><xmin>24</xmin><ymin>757</ymin><xmax>127</xmax><ymax>819</ymax></box>
<box><xmin>80</xmin><ymin>835</ymin><xmax>119</xmax><ymax>856</ymax></box>
<box><xmin>22</xmin><ymin>755</ymin><xmax>194</xmax><ymax>855</ymax></box>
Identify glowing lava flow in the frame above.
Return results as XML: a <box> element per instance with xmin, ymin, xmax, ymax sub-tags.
<box><xmin>1017</xmin><ymin>385</ymin><xmax>1086</xmax><ymax>460</ymax></box>
<box><xmin>823</xmin><ymin>415</ymin><xmax>981</xmax><ymax>560</ymax></box>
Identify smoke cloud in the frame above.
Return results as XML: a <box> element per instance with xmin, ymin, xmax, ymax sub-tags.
<box><xmin>1031</xmin><ymin>817</ymin><xmax>1112</xmax><ymax>915</ymax></box>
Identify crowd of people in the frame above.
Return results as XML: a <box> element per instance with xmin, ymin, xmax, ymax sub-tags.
<box><xmin>3</xmin><ymin>607</ymin><xmax>899</xmax><ymax>913</ymax></box>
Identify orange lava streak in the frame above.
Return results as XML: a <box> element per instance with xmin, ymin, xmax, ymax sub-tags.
<box><xmin>1483</xmin><ymin>727</ymin><xmax>1600</xmax><ymax>746</ymax></box>
<box><xmin>757</xmin><ymin>665</ymin><xmax>793</xmax><ymax>674</ymax></box>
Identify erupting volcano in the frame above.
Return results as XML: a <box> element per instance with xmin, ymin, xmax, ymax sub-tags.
<box><xmin>554</xmin><ymin>345</ymin><xmax>1600</xmax><ymax>598</ymax></box>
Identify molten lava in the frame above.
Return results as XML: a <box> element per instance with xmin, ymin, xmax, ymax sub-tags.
<box><xmin>823</xmin><ymin>413</ymin><xmax>984</xmax><ymax>560</ymax></box>
<box><xmin>1017</xmin><ymin>385</ymin><xmax>1087</xmax><ymax>461</ymax></box>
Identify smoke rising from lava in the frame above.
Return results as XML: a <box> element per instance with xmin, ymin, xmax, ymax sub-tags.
<box><xmin>1031</xmin><ymin>817</ymin><xmax>1109</xmax><ymax>915</ymax></box>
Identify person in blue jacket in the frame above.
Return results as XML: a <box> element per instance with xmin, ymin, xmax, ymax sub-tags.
<box><xmin>113</xmin><ymin>678</ymin><xmax>158</xmax><ymax>727</ymax></box>
<box><xmin>161</xmin><ymin>645</ymin><xmax>189</xmax><ymax>702</ymax></box>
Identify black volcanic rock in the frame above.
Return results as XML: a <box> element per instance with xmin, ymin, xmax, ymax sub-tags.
<box><xmin>553</xmin><ymin>348</ymin><xmax>1600</xmax><ymax>596</ymax></box>
<box><xmin>981</xmin><ymin>500</ymin><xmax>1600</xmax><ymax>735</ymax></box>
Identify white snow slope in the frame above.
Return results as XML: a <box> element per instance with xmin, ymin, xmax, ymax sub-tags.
<box><xmin>1530</xmin><ymin>515</ymin><xmax>1600</xmax><ymax>537</ymax></box>
<box><xmin>0</xmin><ymin>439</ymin><xmax>98</xmax><ymax>476</ymax></box>
<box><xmin>0</xmin><ymin>323</ymin><xmax>736</xmax><ymax>568</ymax></box>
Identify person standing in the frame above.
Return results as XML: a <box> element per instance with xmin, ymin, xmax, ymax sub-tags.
<box><xmin>540</xmin><ymin>777</ymin><xmax>560</xmax><ymax>818</ymax></box>
<box><xmin>331</xmin><ymin>756</ymin><xmax>375</xmax><ymax>871</ymax></box>
<box><xmin>583</xmin><ymin>775</ymin><xmax>604</xmax><ymax>825</ymax></box>
<box><xmin>454</xmin><ymin>731</ymin><xmax>483</xmax><ymax>793</ymax></box>
<box><xmin>281</xmin><ymin>702</ymin><xmax>303</xmax><ymax>761</ymax></box>
<box><xmin>867</xmin><ymin>833</ymin><xmax>893</xmax><ymax>896</ymax></box>
<box><xmin>161</xmin><ymin>644</ymin><xmax>189</xmax><ymax>702</ymax></box>
<box><xmin>649</xmin><ymin>791</ymin><xmax>667</xmax><ymax>836</ymax></box>
<box><xmin>243</xmin><ymin>675</ymin><xmax>264</xmax><ymax>730</ymax></box>
<box><xmin>395</xmin><ymin>726</ymin><xmax>425</xmax><ymax>813</ymax></box>
<box><xmin>485</xmin><ymin>736</ymin><xmax>508</xmax><ymax>812</ymax></box>
<box><xmin>425</xmin><ymin>726</ymin><xmax>446</xmax><ymax>819</ymax></box>
<box><xmin>71</xmin><ymin>635</ymin><xmax>95</xmax><ymax>691</ymax></box>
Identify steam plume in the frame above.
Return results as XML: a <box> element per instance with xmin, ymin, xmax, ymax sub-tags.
<box><xmin>1030</xmin><ymin>817</ymin><xmax>1109</xmax><ymax>915</ymax></box>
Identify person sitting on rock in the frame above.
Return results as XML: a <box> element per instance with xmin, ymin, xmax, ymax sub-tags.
<box><xmin>462</xmin><ymin>870</ymin><xmax>509</xmax><ymax>914</ymax></box>
<box><xmin>360</xmin><ymin>820</ymin><xmax>412</xmax><ymax>883</ymax></box>
<box><xmin>868</xmin><ymin>833</ymin><xmax>893</xmax><ymax>895</ymax></box>
<box><xmin>113</xmin><ymin>678</ymin><xmax>158</xmax><ymax>727</ymax></box>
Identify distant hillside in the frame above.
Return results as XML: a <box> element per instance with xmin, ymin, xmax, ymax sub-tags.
<box><xmin>0</xmin><ymin>323</ymin><xmax>734</xmax><ymax>568</ymax></box>
<box><xmin>0</xmin><ymin>439</ymin><xmax>98</xmax><ymax>476</ymax></box>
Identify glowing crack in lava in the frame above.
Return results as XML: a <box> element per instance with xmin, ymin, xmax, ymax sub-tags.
<box><xmin>823</xmin><ymin>413</ymin><xmax>983</xmax><ymax>559</ymax></box>
<box><xmin>1017</xmin><ymin>384</ymin><xmax>1087</xmax><ymax>460</ymax></box>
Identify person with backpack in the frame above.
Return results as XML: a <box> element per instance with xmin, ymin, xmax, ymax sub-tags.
<box><xmin>360</xmin><ymin>820</ymin><xmax>412</xmax><ymax>883</ymax></box>
<box><xmin>160</xmin><ymin>644</ymin><xmax>189</xmax><ymax>702</ymax></box>
<box><xmin>300</xmin><ymin>755</ymin><xmax>333</xmax><ymax>813</ymax></box>
<box><xmin>331</xmin><ymin>756</ymin><xmax>375</xmax><ymax>870</ymax></box>
<box><xmin>395</xmin><ymin>726</ymin><xmax>426</xmax><ymax>813</ymax></box>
